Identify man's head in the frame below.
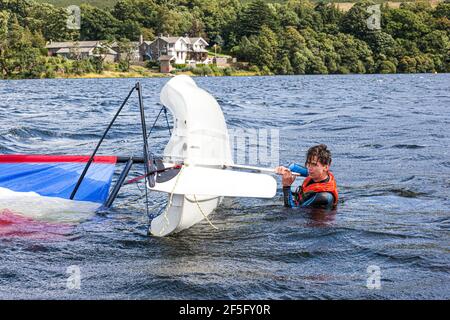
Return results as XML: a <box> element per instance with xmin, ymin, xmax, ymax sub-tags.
<box><xmin>305</xmin><ymin>144</ymin><xmax>332</xmax><ymax>181</ymax></box>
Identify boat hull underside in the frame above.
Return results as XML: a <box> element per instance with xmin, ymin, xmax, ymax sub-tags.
<box><xmin>150</xmin><ymin>194</ymin><xmax>222</xmax><ymax>237</ymax></box>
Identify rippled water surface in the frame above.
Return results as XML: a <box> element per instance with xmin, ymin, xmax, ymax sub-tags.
<box><xmin>0</xmin><ymin>74</ymin><xmax>449</xmax><ymax>299</ymax></box>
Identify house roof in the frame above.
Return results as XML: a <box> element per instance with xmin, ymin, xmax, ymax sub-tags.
<box><xmin>55</xmin><ymin>47</ymin><xmax>117</xmax><ymax>55</ymax></box>
<box><xmin>109</xmin><ymin>41</ymin><xmax>140</xmax><ymax>51</ymax></box>
<box><xmin>160</xmin><ymin>36</ymin><xmax>186</xmax><ymax>44</ymax></box>
<box><xmin>46</xmin><ymin>41</ymin><xmax>100</xmax><ymax>49</ymax></box>
<box><xmin>103</xmin><ymin>47</ymin><xmax>119</xmax><ymax>55</ymax></box>
<box><xmin>158</xmin><ymin>55</ymin><xmax>175</xmax><ymax>61</ymax></box>
<box><xmin>55</xmin><ymin>47</ymin><xmax>89</xmax><ymax>54</ymax></box>
<box><xmin>189</xmin><ymin>37</ymin><xmax>209</xmax><ymax>46</ymax></box>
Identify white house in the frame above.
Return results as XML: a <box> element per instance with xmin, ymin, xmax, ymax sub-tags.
<box><xmin>142</xmin><ymin>35</ymin><xmax>209</xmax><ymax>64</ymax></box>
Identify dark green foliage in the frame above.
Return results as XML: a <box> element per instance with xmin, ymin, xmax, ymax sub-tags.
<box><xmin>0</xmin><ymin>0</ymin><xmax>448</xmax><ymax>78</ymax></box>
<box><xmin>236</xmin><ymin>0</ymin><xmax>278</xmax><ymax>38</ymax></box>
<box><xmin>80</xmin><ymin>4</ymin><xmax>120</xmax><ymax>40</ymax></box>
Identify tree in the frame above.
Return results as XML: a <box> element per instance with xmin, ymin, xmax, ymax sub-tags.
<box><xmin>253</xmin><ymin>25</ymin><xmax>278</xmax><ymax>70</ymax></box>
<box><xmin>188</xmin><ymin>18</ymin><xmax>206</xmax><ymax>38</ymax></box>
<box><xmin>291</xmin><ymin>51</ymin><xmax>309</xmax><ymax>74</ymax></box>
<box><xmin>396</xmin><ymin>38</ymin><xmax>421</xmax><ymax>57</ymax></box>
<box><xmin>384</xmin><ymin>8</ymin><xmax>429</xmax><ymax>40</ymax></box>
<box><xmin>0</xmin><ymin>10</ymin><xmax>9</xmax><ymax>53</ymax></box>
<box><xmin>433</xmin><ymin>1</ymin><xmax>450</xmax><ymax>19</ymax></box>
<box><xmin>280</xmin><ymin>26</ymin><xmax>306</xmax><ymax>56</ymax></box>
<box><xmin>315</xmin><ymin>1</ymin><xmax>343</xmax><ymax>33</ymax></box>
<box><xmin>80</xmin><ymin>4</ymin><xmax>120</xmax><ymax>40</ymax></box>
<box><xmin>112</xmin><ymin>0</ymin><xmax>159</xmax><ymax>30</ymax></box>
<box><xmin>236</xmin><ymin>0</ymin><xmax>278</xmax><ymax>38</ymax></box>
<box><xmin>419</xmin><ymin>30</ymin><xmax>449</xmax><ymax>54</ymax></box>
<box><xmin>365</xmin><ymin>31</ymin><xmax>398</xmax><ymax>56</ymax></box>
<box><xmin>286</xmin><ymin>0</ymin><xmax>320</xmax><ymax>31</ymax></box>
<box><xmin>414</xmin><ymin>54</ymin><xmax>435</xmax><ymax>72</ymax></box>
<box><xmin>333</xmin><ymin>33</ymin><xmax>374</xmax><ymax>74</ymax></box>
<box><xmin>0</xmin><ymin>14</ymin><xmax>42</xmax><ymax>78</ymax></box>
<box><xmin>376</xmin><ymin>59</ymin><xmax>396</xmax><ymax>73</ymax></box>
<box><xmin>116</xmin><ymin>38</ymin><xmax>135</xmax><ymax>71</ymax></box>
<box><xmin>155</xmin><ymin>6</ymin><xmax>192</xmax><ymax>36</ymax></box>
<box><xmin>339</xmin><ymin>0</ymin><xmax>376</xmax><ymax>40</ymax></box>
<box><xmin>276</xmin><ymin>54</ymin><xmax>294</xmax><ymax>75</ymax></box>
<box><xmin>231</xmin><ymin>35</ymin><xmax>258</xmax><ymax>62</ymax></box>
<box><xmin>28</xmin><ymin>3</ymin><xmax>76</xmax><ymax>41</ymax></box>
<box><xmin>214</xmin><ymin>34</ymin><xmax>224</xmax><ymax>47</ymax></box>
<box><xmin>117</xmin><ymin>19</ymin><xmax>142</xmax><ymax>40</ymax></box>
<box><xmin>307</xmin><ymin>55</ymin><xmax>328</xmax><ymax>74</ymax></box>
<box><xmin>275</xmin><ymin>3</ymin><xmax>300</xmax><ymax>28</ymax></box>
<box><xmin>398</xmin><ymin>56</ymin><xmax>417</xmax><ymax>73</ymax></box>
<box><xmin>189</xmin><ymin>0</ymin><xmax>240</xmax><ymax>46</ymax></box>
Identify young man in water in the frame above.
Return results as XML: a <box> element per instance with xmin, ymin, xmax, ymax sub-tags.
<box><xmin>275</xmin><ymin>144</ymin><xmax>338</xmax><ymax>209</ymax></box>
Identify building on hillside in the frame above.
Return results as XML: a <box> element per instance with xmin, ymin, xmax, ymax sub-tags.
<box><xmin>45</xmin><ymin>41</ymin><xmax>118</xmax><ymax>63</ymax></box>
<box><xmin>140</xmin><ymin>35</ymin><xmax>210</xmax><ymax>65</ymax></box>
<box><xmin>110</xmin><ymin>37</ymin><xmax>142</xmax><ymax>63</ymax></box>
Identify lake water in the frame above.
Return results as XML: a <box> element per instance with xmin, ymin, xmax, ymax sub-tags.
<box><xmin>0</xmin><ymin>74</ymin><xmax>449</xmax><ymax>299</ymax></box>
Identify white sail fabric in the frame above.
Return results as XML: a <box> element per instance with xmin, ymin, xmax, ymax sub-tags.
<box><xmin>149</xmin><ymin>165</ymin><xmax>276</xmax><ymax>198</ymax></box>
<box><xmin>160</xmin><ymin>75</ymin><xmax>234</xmax><ymax>166</ymax></box>
<box><xmin>151</xmin><ymin>75</ymin><xmax>277</xmax><ymax>237</ymax></box>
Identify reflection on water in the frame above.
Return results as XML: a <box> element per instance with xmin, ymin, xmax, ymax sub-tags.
<box><xmin>304</xmin><ymin>208</ymin><xmax>337</xmax><ymax>227</ymax></box>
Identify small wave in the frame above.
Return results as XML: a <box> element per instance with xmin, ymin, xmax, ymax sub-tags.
<box><xmin>0</xmin><ymin>145</ymin><xmax>15</xmax><ymax>153</ymax></box>
<box><xmin>326</xmin><ymin>125</ymin><xmax>363</xmax><ymax>131</ymax></box>
<box><xmin>4</xmin><ymin>127</ymin><xmax>60</xmax><ymax>139</ymax></box>
<box><xmin>361</xmin><ymin>143</ymin><xmax>383</xmax><ymax>149</ymax></box>
<box><xmin>385</xmin><ymin>188</ymin><xmax>428</xmax><ymax>198</ymax></box>
<box><xmin>392</xmin><ymin>144</ymin><xmax>426</xmax><ymax>149</ymax></box>
<box><xmin>441</xmin><ymin>161</ymin><xmax>450</xmax><ymax>168</ymax></box>
<box><xmin>400</xmin><ymin>175</ymin><xmax>416</xmax><ymax>183</ymax></box>
<box><xmin>293</xmin><ymin>112</ymin><xmax>319</xmax><ymax>116</ymax></box>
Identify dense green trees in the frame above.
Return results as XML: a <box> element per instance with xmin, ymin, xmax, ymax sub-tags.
<box><xmin>0</xmin><ymin>0</ymin><xmax>449</xmax><ymax>78</ymax></box>
<box><xmin>0</xmin><ymin>9</ymin><xmax>48</xmax><ymax>78</ymax></box>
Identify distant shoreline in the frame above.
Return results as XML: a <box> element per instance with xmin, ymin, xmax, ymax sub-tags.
<box><xmin>2</xmin><ymin>71</ymin><xmax>445</xmax><ymax>81</ymax></box>
<box><xmin>0</xmin><ymin>70</ymin><xmax>260</xmax><ymax>80</ymax></box>
<box><xmin>56</xmin><ymin>70</ymin><xmax>259</xmax><ymax>79</ymax></box>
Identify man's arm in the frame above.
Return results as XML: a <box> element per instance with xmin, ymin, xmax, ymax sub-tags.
<box><xmin>283</xmin><ymin>186</ymin><xmax>298</xmax><ymax>208</ymax></box>
<box><xmin>275</xmin><ymin>166</ymin><xmax>301</xmax><ymax>208</ymax></box>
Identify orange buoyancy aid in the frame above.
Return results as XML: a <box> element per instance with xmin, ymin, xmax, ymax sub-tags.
<box><xmin>300</xmin><ymin>172</ymin><xmax>339</xmax><ymax>206</ymax></box>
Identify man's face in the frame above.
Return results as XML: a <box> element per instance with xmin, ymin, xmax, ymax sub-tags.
<box><xmin>305</xmin><ymin>156</ymin><xmax>329</xmax><ymax>181</ymax></box>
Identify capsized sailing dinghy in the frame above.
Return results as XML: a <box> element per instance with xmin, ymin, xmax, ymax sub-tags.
<box><xmin>0</xmin><ymin>76</ymin><xmax>277</xmax><ymax>237</ymax></box>
<box><xmin>148</xmin><ymin>75</ymin><xmax>276</xmax><ymax>236</ymax></box>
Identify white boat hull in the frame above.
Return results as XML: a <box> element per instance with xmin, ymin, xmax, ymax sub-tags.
<box><xmin>147</xmin><ymin>75</ymin><xmax>276</xmax><ymax>236</ymax></box>
<box><xmin>150</xmin><ymin>194</ymin><xmax>222</xmax><ymax>237</ymax></box>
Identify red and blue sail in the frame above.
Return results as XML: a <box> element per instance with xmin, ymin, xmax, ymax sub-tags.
<box><xmin>0</xmin><ymin>155</ymin><xmax>117</xmax><ymax>204</ymax></box>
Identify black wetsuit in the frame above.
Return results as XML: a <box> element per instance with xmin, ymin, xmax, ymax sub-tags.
<box><xmin>283</xmin><ymin>176</ymin><xmax>335</xmax><ymax>209</ymax></box>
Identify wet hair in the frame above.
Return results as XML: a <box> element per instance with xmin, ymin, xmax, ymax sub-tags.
<box><xmin>305</xmin><ymin>144</ymin><xmax>332</xmax><ymax>166</ymax></box>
